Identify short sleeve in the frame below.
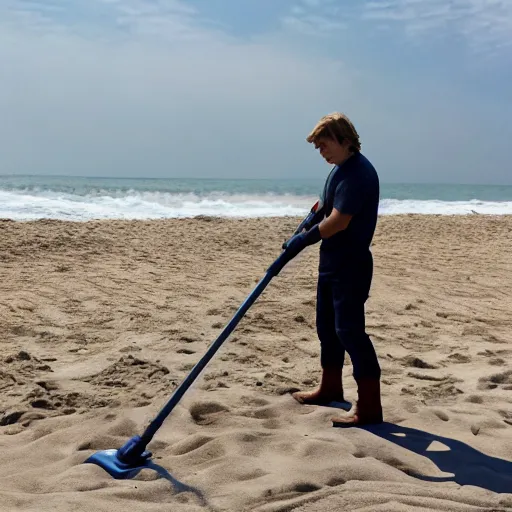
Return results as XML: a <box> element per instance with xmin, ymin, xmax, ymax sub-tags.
<box><xmin>333</xmin><ymin>174</ymin><xmax>365</xmax><ymax>215</ymax></box>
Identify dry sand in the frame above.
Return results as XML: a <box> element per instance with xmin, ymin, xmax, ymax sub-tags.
<box><xmin>0</xmin><ymin>214</ymin><xmax>511</xmax><ymax>511</ymax></box>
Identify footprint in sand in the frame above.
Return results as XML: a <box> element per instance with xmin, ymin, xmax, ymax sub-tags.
<box><xmin>105</xmin><ymin>418</ymin><xmax>138</xmax><ymax>437</ymax></box>
<box><xmin>447</xmin><ymin>353</ymin><xmax>471</xmax><ymax>364</ymax></box>
<box><xmin>326</xmin><ymin>476</ymin><xmax>346</xmax><ymax>487</ymax></box>
<box><xmin>407</xmin><ymin>372</ymin><xmax>447</xmax><ymax>382</ymax></box>
<box><xmin>433</xmin><ymin>410</ymin><xmax>450</xmax><ymax>422</ymax></box>
<box><xmin>478</xmin><ymin>350</ymin><xmax>511</xmax><ymax>367</ymax></box>
<box><xmin>290</xmin><ymin>483</ymin><xmax>321</xmax><ymax>493</ymax></box>
<box><xmin>240</xmin><ymin>396</ymin><xmax>271</xmax><ymax>407</ymax></box>
<box><xmin>465</xmin><ymin>395</ymin><xmax>484</xmax><ymax>404</ymax></box>
<box><xmin>262</xmin><ymin>481</ymin><xmax>321</xmax><ymax>500</ymax></box>
<box><xmin>177</xmin><ymin>348</ymin><xmax>196</xmax><ymax>355</ymax></box>
<box><xmin>402</xmin><ymin>356</ymin><xmax>438</xmax><ymax>370</ymax></box>
<box><xmin>170</xmin><ymin>434</ymin><xmax>215</xmax><ymax>455</ymax></box>
<box><xmin>498</xmin><ymin>410</ymin><xmax>512</xmax><ymax>426</ymax></box>
<box><xmin>179</xmin><ymin>335</ymin><xmax>199</xmax><ymax>343</ymax></box>
<box><xmin>0</xmin><ymin>411</ymin><xmax>26</xmax><ymax>426</ymax></box>
<box><xmin>119</xmin><ymin>346</ymin><xmax>142</xmax><ymax>353</ymax></box>
<box><xmin>30</xmin><ymin>398</ymin><xmax>55</xmax><ymax>410</ymax></box>
<box><xmin>252</xmin><ymin>406</ymin><xmax>280</xmax><ymax>420</ymax></box>
<box><xmin>463</xmin><ymin>325</ymin><xmax>504</xmax><ymax>344</ymax></box>
<box><xmin>189</xmin><ymin>401</ymin><xmax>229</xmax><ymax>424</ymax></box>
<box><xmin>478</xmin><ymin>370</ymin><xmax>512</xmax><ymax>391</ymax></box>
<box><xmin>235</xmin><ymin>354</ymin><xmax>258</xmax><ymax>365</ymax></box>
<box><xmin>235</xmin><ymin>468</ymin><xmax>269</xmax><ymax>482</ymax></box>
<box><xmin>173</xmin><ymin>436</ymin><xmax>227</xmax><ymax>465</ymax></box>
<box><xmin>82</xmin><ymin>356</ymin><xmax>171</xmax><ymax>391</ymax></box>
<box><xmin>403</xmin><ymin>378</ymin><xmax>464</xmax><ymax>402</ymax></box>
<box><xmin>238</xmin><ymin>403</ymin><xmax>280</xmax><ymax>421</ymax></box>
<box><xmin>262</xmin><ymin>418</ymin><xmax>282</xmax><ymax>430</ymax></box>
<box><xmin>77</xmin><ymin>434</ymin><xmax>124</xmax><ymax>451</ymax></box>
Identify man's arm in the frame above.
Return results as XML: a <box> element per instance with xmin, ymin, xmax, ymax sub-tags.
<box><xmin>318</xmin><ymin>207</ymin><xmax>352</xmax><ymax>238</ymax></box>
<box><xmin>281</xmin><ymin>175</ymin><xmax>360</xmax><ymax>258</ymax></box>
<box><xmin>318</xmin><ymin>172</ymin><xmax>365</xmax><ymax>238</ymax></box>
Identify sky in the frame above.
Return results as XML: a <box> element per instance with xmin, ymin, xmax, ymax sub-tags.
<box><xmin>0</xmin><ymin>0</ymin><xmax>511</xmax><ymax>184</ymax></box>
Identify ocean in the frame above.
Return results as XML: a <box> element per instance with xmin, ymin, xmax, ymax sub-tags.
<box><xmin>1</xmin><ymin>175</ymin><xmax>511</xmax><ymax>221</ymax></box>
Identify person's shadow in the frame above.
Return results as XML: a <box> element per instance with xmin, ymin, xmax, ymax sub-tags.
<box><xmin>334</xmin><ymin>422</ymin><xmax>512</xmax><ymax>494</ymax></box>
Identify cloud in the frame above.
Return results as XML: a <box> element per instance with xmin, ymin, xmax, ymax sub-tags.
<box><xmin>0</xmin><ymin>0</ymin><xmax>226</xmax><ymax>44</ymax></box>
<box><xmin>363</xmin><ymin>0</ymin><xmax>512</xmax><ymax>54</ymax></box>
<box><xmin>282</xmin><ymin>0</ymin><xmax>346</xmax><ymax>36</ymax></box>
<box><xmin>0</xmin><ymin>0</ymin><xmax>354</xmax><ymax>178</ymax></box>
<box><xmin>95</xmin><ymin>0</ymin><xmax>221</xmax><ymax>42</ymax></box>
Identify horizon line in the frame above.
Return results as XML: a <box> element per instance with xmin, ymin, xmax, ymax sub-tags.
<box><xmin>1</xmin><ymin>173</ymin><xmax>511</xmax><ymax>188</ymax></box>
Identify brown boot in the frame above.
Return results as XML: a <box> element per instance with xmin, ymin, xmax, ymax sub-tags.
<box><xmin>331</xmin><ymin>378</ymin><xmax>383</xmax><ymax>426</ymax></box>
<box><xmin>292</xmin><ymin>366</ymin><xmax>344</xmax><ymax>405</ymax></box>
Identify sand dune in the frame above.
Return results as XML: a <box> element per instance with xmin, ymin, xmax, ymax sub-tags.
<box><xmin>0</xmin><ymin>215</ymin><xmax>511</xmax><ymax>511</ymax></box>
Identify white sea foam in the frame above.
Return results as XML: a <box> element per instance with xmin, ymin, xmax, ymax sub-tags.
<box><xmin>379</xmin><ymin>198</ymin><xmax>512</xmax><ymax>215</ymax></box>
<box><xmin>0</xmin><ymin>189</ymin><xmax>510</xmax><ymax>221</ymax></box>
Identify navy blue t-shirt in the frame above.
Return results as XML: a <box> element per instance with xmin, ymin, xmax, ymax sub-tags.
<box><xmin>318</xmin><ymin>152</ymin><xmax>379</xmax><ymax>274</ymax></box>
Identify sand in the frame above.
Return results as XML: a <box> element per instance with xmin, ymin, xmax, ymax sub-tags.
<box><xmin>0</xmin><ymin>214</ymin><xmax>511</xmax><ymax>512</ymax></box>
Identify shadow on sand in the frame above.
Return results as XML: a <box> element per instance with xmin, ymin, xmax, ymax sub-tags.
<box><xmin>145</xmin><ymin>460</ymin><xmax>208</xmax><ymax>506</ymax></box>
<box><xmin>334</xmin><ymin>421</ymin><xmax>512</xmax><ymax>494</ymax></box>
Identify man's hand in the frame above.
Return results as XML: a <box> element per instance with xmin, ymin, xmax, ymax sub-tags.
<box><xmin>282</xmin><ymin>232</ymin><xmax>307</xmax><ymax>253</ymax></box>
<box><xmin>278</xmin><ymin>208</ymin><xmax>352</xmax><ymax>271</ymax></box>
<box><xmin>282</xmin><ymin>224</ymin><xmax>322</xmax><ymax>259</ymax></box>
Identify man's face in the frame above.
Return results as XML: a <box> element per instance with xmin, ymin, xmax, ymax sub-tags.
<box><xmin>314</xmin><ymin>137</ymin><xmax>345</xmax><ymax>165</ymax></box>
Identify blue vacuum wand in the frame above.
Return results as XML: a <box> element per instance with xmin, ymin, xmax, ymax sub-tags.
<box><xmin>84</xmin><ymin>200</ymin><xmax>324</xmax><ymax>479</ymax></box>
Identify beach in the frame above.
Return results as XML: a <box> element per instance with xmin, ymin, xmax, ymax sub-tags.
<box><xmin>0</xmin><ymin>214</ymin><xmax>511</xmax><ymax>511</ymax></box>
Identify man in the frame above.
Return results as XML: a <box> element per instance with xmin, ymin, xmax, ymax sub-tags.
<box><xmin>282</xmin><ymin>112</ymin><xmax>383</xmax><ymax>426</ymax></box>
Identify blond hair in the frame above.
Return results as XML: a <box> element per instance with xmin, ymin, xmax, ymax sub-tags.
<box><xmin>306</xmin><ymin>112</ymin><xmax>361</xmax><ymax>152</ymax></box>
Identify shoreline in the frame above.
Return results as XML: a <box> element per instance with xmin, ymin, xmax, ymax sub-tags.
<box><xmin>1</xmin><ymin>211</ymin><xmax>512</xmax><ymax>223</ymax></box>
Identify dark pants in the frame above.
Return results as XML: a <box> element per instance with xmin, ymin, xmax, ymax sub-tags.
<box><xmin>316</xmin><ymin>258</ymin><xmax>381</xmax><ymax>380</ymax></box>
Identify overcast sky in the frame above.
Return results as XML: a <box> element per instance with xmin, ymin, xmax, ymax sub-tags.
<box><xmin>1</xmin><ymin>0</ymin><xmax>511</xmax><ymax>184</ymax></box>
